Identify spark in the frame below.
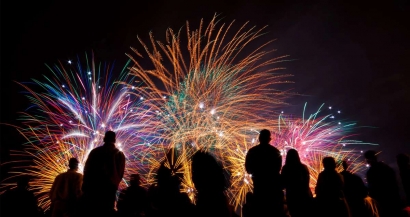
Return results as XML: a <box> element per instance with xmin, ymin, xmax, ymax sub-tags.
<box><xmin>210</xmin><ymin>109</ymin><xmax>216</xmax><ymax>115</ymax></box>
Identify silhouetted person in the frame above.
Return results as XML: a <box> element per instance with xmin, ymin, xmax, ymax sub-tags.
<box><xmin>242</xmin><ymin>192</ymin><xmax>254</xmax><ymax>217</ymax></box>
<box><xmin>281</xmin><ymin>149</ymin><xmax>313</xmax><ymax>217</ymax></box>
<box><xmin>81</xmin><ymin>131</ymin><xmax>126</xmax><ymax>216</ymax></box>
<box><xmin>365</xmin><ymin>150</ymin><xmax>401</xmax><ymax>217</ymax></box>
<box><xmin>315</xmin><ymin>157</ymin><xmax>350</xmax><ymax>217</ymax></box>
<box><xmin>117</xmin><ymin>174</ymin><xmax>148</xmax><ymax>217</ymax></box>
<box><xmin>150</xmin><ymin>162</ymin><xmax>193</xmax><ymax>217</ymax></box>
<box><xmin>1</xmin><ymin>176</ymin><xmax>40</xmax><ymax>217</ymax></box>
<box><xmin>49</xmin><ymin>158</ymin><xmax>83</xmax><ymax>217</ymax></box>
<box><xmin>245</xmin><ymin>129</ymin><xmax>286</xmax><ymax>217</ymax></box>
<box><xmin>192</xmin><ymin>150</ymin><xmax>231</xmax><ymax>217</ymax></box>
<box><xmin>147</xmin><ymin>183</ymin><xmax>160</xmax><ymax>216</ymax></box>
<box><xmin>397</xmin><ymin>153</ymin><xmax>410</xmax><ymax>205</ymax></box>
<box><xmin>341</xmin><ymin>160</ymin><xmax>379</xmax><ymax>217</ymax></box>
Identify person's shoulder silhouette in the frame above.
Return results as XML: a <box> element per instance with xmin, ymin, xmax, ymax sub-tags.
<box><xmin>153</xmin><ymin>158</ymin><xmax>194</xmax><ymax>217</ymax></box>
<box><xmin>244</xmin><ymin>130</ymin><xmax>286</xmax><ymax>217</ymax></box>
<box><xmin>192</xmin><ymin>150</ymin><xmax>227</xmax><ymax>193</ymax></box>
<box><xmin>364</xmin><ymin>150</ymin><xmax>401</xmax><ymax>216</ymax></box>
<box><xmin>245</xmin><ymin>129</ymin><xmax>281</xmax><ymax>178</ymax></box>
<box><xmin>83</xmin><ymin>131</ymin><xmax>125</xmax><ymax>189</ymax></box>
<box><xmin>1</xmin><ymin>176</ymin><xmax>39</xmax><ymax>217</ymax></box>
<box><xmin>117</xmin><ymin>174</ymin><xmax>148</xmax><ymax>217</ymax></box>
<box><xmin>191</xmin><ymin>150</ymin><xmax>230</xmax><ymax>217</ymax></box>
<box><xmin>50</xmin><ymin>158</ymin><xmax>83</xmax><ymax>217</ymax></box>
<box><xmin>282</xmin><ymin>149</ymin><xmax>313</xmax><ymax>217</ymax></box>
<box><xmin>340</xmin><ymin>160</ymin><xmax>367</xmax><ymax>200</ymax></box>
<box><xmin>315</xmin><ymin>157</ymin><xmax>344</xmax><ymax>199</ymax></box>
<box><xmin>364</xmin><ymin>150</ymin><xmax>399</xmax><ymax>192</ymax></box>
<box><xmin>81</xmin><ymin>131</ymin><xmax>126</xmax><ymax>216</ymax></box>
<box><xmin>315</xmin><ymin>157</ymin><xmax>350</xmax><ymax>217</ymax></box>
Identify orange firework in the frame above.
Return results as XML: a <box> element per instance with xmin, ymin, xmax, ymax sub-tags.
<box><xmin>125</xmin><ymin>15</ymin><xmax>291</xmax><ymax>207</ymax></box>
<box><xmin>127</xmin><ymin>14</ymin><xmax>290</xmax><ymax>152</ymax></box>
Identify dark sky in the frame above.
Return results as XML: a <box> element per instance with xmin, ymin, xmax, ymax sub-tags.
<box><xmin>1</xmin><ymin>0</ymin><xmax>410</xmax><ymax>175</ymax></box>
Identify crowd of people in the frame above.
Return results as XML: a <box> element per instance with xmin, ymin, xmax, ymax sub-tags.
<box><xmin>1</xmin><ymin>130</ymin><xmax>410</xmax><ymax>217</ymax></box>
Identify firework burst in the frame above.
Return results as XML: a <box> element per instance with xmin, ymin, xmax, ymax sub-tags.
<box><xmin>3</xmin><ymin>54</ymin><xmax>154</xmax><ymax>209</ymax></box>
<box><xmin>3</xmin><ymin>15</ymin><xmax>377</xmax><ymax>215</ymax></box>
<box><xmin>274</xmin><ymin>103</ymin><xmax>374</xmax><ymax>188</ymax></box>
<box><xmin>127</xmin><ymin>15</ymin><xmax>291</xmax><ymax>152</ymax></box>
<box><xmin>222</xmin><ymin>103</ymin><xmax>375</xmax><ymax>210</ymax></box>
<box><xmin>124</xmin><ymin>15</ymin><xmax>292</xmax><ymax>203</ymax></box>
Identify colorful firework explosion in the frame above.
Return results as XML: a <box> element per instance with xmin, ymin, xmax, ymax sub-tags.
<box><xmin>2</xmin><ymin>15</ymin><xmax>377</xmax><ymax>215</ymax></box>
<box><xmin>126</xmin><ymin>15</ymin><xmax>292</xmax><ymax>201</ymax></box>
<box><xmin>127</xmin><ymin>15</ymin><xmax>291</xmax><ymax>152</ymax></box>
<box><xmin>3</xmin><ymin>54</ymin><xmax>155</xmax><ymax>209</ymax></box>
<box><xmin>223</xmin><ymin>103</ymin><xmax>376</xmax><ymax>210</ymax></box>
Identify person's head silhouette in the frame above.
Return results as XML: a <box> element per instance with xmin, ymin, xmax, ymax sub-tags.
<box><xmin>104</xmin><ymin>131</ymin><xmax>116</xmax><ymax>144</ymax></box>
<box><xmin>192</xmin><ymin>150</ymin><xmax>227</xmax><ymax>193</ymax></box>
<box><xmin>258</xmin><ymin>129</ymin><xmax>271</xmax><ymax>144</ymax></box>
<box><xmin>69</xmin><ymin>158</ymin><xmax>79</xmax><ymax>170</ymax></box>
<box><xmin>156</xmin><ymin>162</ymin><xmax>173</xmax><ymax>187</ymax></box>
<box><xmin>285</xmin><ymin>149</ymin><xmax>301</xmax><ymax>166</ymax></box>
<box><xmin>322</xmin><ymin>157</ymin><xmax>336</xmax><ymax>171</ymax></box>
<box><xmin>364</xmin><ymin>150</ymin><xmax>377</xmax><ymax>165</ymax></box>
<box><xmin>342</xmin><ymin>160</ymin><xmax>348</xmax><ymax>171</ymax></box>
<box><xmin>130</xmin><ymin>174</ymin><xmax>141</xmax><ymax>186</ymax></box>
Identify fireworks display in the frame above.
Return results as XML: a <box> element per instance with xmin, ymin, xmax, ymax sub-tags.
<box><xmin>3</xmin><ymin>15</ymin><xmax>376</xmax><ymax>213</ymax></box>
<box><xmin>4</xmin><ymin>54</ymin><xmax>156</xmax><ymax>209</ymax></box>
<box><xmin>274</xmin><ymin>103</ymin><xmax>375</xmax><ymax>186</ymax></box>
<box><xmin>127</xmin><ymin>16</ymin><xmax>291</xmax><ymax>198</ymax></box>
<box><xmin>223</xmin><ymin>103</ymin><xmax>376</xmax><ymax>210</ymax></box>
<box><xmin>127</xmin><ymin>16</ymin><xmax>290</xmax><ymax>151</ymax></box>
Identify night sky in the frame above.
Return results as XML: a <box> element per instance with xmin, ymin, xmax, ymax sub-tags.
<box><xmin>1</xmin><ymin>0</ymin><xmax>410</xmax><ymax>178</ymax></box>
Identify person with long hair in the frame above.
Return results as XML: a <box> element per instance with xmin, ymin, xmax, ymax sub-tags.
<box><xmin>192</xmin><ymin>150</ymin><xmax>231</xmax><ymax>217</ymax></box>
<box><xmin>281</xmin><ymin>149</ymin><xmax>313</xmax><ymax>217</ymax></box>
